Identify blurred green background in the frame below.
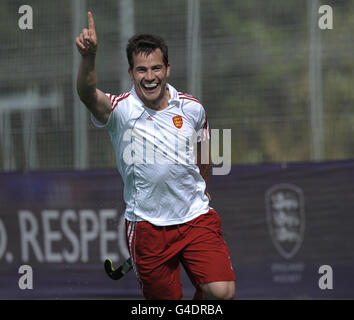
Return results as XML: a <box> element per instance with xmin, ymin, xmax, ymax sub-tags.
<box><xmin>0</xmin><ymin>0</ymin><xmax>353</xmax><ymax>171</ymax></box>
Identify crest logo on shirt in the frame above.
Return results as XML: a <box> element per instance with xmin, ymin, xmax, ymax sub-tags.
<box><xmin>172</xmin><ymin>115</ymin><xmax>183</xmax><ymax>129</ymax></box>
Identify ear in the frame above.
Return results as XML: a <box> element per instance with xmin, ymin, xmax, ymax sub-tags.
<box><xmin>166</xmin><ymin>63</ymin><xmax>171</xmax><ymax>78</ymax></box>
<box><xmin>128</xmin><ymin>68</ymin><xmax>133</xmax><ymax>81</ymax></box>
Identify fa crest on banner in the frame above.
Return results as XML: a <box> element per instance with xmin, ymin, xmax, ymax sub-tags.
<box><xmin>265</xmin><ymin>184</ymin><xmax>305</xmax><ymax>260</ymax></box>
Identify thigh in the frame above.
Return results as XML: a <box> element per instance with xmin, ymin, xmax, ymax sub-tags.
<box><xmin>126</xmin><ymin>220</ymin><xmax>183</xmax><ymax>300</ymax></box>
<box><xmin>140</xmin><ymin>255</ymin><xmax>182</xmax><ymax>300</ymax></box>
<box><xmin>181</xmin><ymin>209</ymin><xmax>236</xmax><ymax>287</ymax></box>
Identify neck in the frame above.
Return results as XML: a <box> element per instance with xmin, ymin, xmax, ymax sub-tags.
<box><xmin>143</xmin><ymin>86</ymin><xmax>170</xmax><ymax>111</ymax></box>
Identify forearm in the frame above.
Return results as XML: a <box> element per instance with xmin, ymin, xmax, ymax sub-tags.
<box><xmin>76</xmin><ymin>54</ymin><xmax>98</xmax><ymax>105</ymax></box>
<box><xmin>197</xmin><ymin>141</ymin><xmax>211</xmax><ymax>194</ymax></box>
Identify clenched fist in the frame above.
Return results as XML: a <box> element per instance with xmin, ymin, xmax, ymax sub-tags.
<box><xmin>75</xmin><ymin>11</ymin><xmax>97</xmax><ymax>56</ymax></box>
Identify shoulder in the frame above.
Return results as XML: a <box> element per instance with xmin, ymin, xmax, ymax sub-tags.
<box><xmin>178</xmin><ymin>91</ymin><xmax>205</xmax><ymax>117</ymax></box>
<box><xmin>105</xmin><ymin>92</ymin><xmax>131</xmax><ymax>111</ymax></box>
<box><xmin>178</xmin><ymin>91</ymin><xmax>202</xmax><ymax>106</ymax></box>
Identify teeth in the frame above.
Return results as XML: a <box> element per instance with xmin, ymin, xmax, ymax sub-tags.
<box><xmin>144</xmin><ymin>83</ymin><xmax>158</xmax><ymax>88</ymax></box>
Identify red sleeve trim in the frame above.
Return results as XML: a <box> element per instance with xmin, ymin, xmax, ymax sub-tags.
<box><xmin>111</xmin><ymin>92</ymin><xmax>130</xmax><ymax>111</ymax></box>
<box><xmin>203</xmin><ymin>112</ymin><xmax>208</xmax><ymax>129</ymax></box>
<box><xmin>178</xmin><ymin>92</ymin><xmax>201</xmax><ymax>104</ymax></box>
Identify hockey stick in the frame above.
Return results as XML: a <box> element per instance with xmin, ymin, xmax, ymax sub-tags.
<box><xmin>104</xmin><ymin>257</ymin><xmax>133</xmax><ymax>280</ymax></box>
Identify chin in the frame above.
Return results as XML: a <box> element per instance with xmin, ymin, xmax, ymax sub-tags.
<box><xmin>145</xmin><ymin>90</ymin><xmax>164</xmax><ymax>104</ymax></box>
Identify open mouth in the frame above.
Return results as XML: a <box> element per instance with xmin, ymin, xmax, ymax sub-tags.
<box><xmin>142</xmin><ymin>83</ymin><xmax>159</xmax><ymax>93</ymax></box>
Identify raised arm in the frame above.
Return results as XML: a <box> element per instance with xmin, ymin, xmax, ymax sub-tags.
<box><xmin>75</xmin><ymin>11</ymin><xmax>111</xmax><ymax>124</ymax></box>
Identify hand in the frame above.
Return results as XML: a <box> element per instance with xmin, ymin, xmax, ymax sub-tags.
<box><xmin>75</xmin><ymin>11</ymin><xmax>98</xmax><ymax>56</ymax></box>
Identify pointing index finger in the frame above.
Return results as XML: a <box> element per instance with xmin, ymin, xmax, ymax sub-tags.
<box><xmin>88</xmin><ymin>11</ymin><xmax>95</xmax><ymax>30</ymax></box>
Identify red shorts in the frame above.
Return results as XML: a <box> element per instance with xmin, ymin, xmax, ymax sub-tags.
<box><xmin>125</xmin><ymin>208</ymin><xmax>236</xmax><ymax>300</ymax></box>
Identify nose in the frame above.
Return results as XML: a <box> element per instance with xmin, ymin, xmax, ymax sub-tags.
<box><xmin>145</xmin><ymin>69</ymin><xmax>155</xmax><ymax>81</ymax></box>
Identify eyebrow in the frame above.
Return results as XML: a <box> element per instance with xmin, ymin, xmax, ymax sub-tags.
<box><xmin>135</xmin><ymin>64</ymin><xmax>163</xmax><ymax>70</ymax></box>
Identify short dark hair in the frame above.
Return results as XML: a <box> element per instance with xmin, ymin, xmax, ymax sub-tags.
<box><xmin>126</xmin><ymin>34</ymin><xmax>169</xmax><ymax>70</ymax></box>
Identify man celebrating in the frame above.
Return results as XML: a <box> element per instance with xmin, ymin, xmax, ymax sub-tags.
<box><xmin>75</xmin><ymin>12</ymin><xmax>235</xmax><ymax>300</ymax></box>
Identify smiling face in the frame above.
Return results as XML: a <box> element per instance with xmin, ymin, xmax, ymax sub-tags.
<box><xmin>128</xmin><ymin>48</ymin><xmax>170</xmax><ymax>110</ymax></box>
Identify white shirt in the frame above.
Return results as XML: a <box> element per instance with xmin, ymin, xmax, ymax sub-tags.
<box><xmin>91</xmin><ymin>83</ymin><xmax>210</xmax><ymax>226</ymax></box>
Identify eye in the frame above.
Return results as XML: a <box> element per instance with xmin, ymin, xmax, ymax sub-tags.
<box><xmin>136</xmin><ymin>67</ymin><xmax>146</xmax><ymax>73</ymax></box>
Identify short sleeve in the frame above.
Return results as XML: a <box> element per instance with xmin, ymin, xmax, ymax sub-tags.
<box><xmin>90</xmin><ymin>93</ymin><xmax>116</xmax><ymax>132</ymax></box>
<box><xmin>196</xmin><ymin>105</ymin><xmax>210</xmax><ymax>142</ymax></box>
